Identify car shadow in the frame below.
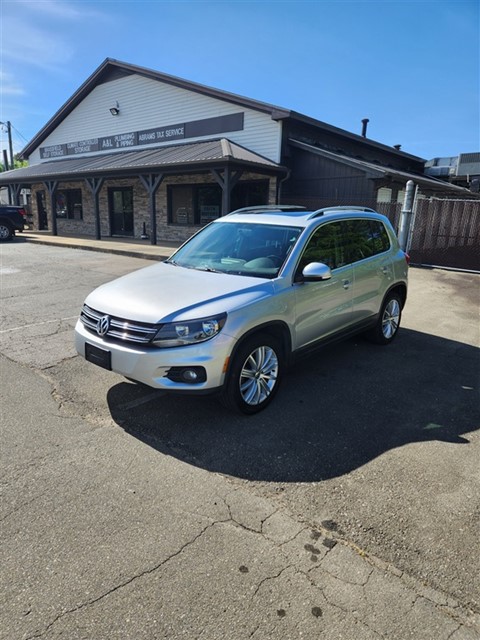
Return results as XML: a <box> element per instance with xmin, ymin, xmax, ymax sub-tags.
<box><xmin>107</xmin><ymin>329</ymin><xmax>479</xmax><ymax>482</ymax></box>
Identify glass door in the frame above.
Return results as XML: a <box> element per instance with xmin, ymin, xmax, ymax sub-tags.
<box><xmin>109</xmin><ymin>187</ymin><xmax>134</xmax><ymax>236</ymax></box>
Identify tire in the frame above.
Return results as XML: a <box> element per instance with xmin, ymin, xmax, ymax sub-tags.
<box><xmin>366</xmin><ymin>292</ymin><xmax>402</xmax><ymax>345</ymax></box>
<box><xmin>221</xmin><ymin>333</ymin><xmax>284</xmax><ymax>414</ymax></box>
<box><xmin>0</xmin><ymin>221</ymin><xmax>13</xmax><ymax>241</ymax></box>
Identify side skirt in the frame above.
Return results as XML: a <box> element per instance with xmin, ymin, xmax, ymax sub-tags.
<box><xmin>290</xmin><ymin>316</ymin><xmax>378</xmax><ymax>364</ymax></box>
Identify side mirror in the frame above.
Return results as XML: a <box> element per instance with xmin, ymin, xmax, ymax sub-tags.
<box><xmin>302</xmin><ymin>262</ymin><xmax>332</xmax><ymax>281</ymax></box>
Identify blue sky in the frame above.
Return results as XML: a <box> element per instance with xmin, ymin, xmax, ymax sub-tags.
<box><xmin>1</xmin><ymin>0</ymin><xmax>478</xmax><ymax>161</ymax></box>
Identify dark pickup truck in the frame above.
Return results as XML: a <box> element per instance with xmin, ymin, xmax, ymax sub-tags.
<box><xmin>0</xmin><ymin>205</ymin><xmax>26</xmax><ymax>241</ymax></box>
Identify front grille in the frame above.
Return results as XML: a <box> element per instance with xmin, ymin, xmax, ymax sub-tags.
<box><xmin>80</xmin><ymin>304</ymin><xmax>158</xmax><ymax>345</ymax></box>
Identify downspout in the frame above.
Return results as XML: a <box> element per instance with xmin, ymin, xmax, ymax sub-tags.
<box><xmin>276</xmin><ymin>117</ymin><xmax>291</xmax><ymax>204</ymax></box>
<box><xmin>276</xmin><ymin>169</ymin><xmax>291</xmax><ymax>204</ymax></box>
<box><xmin>406</xmin><ymin>184</ymin><xmax>419</xmax><ymax>254</ymax></box>
<box><xmin>398</xmin><ymin>180</ymin><xmax>416</xmax><ymax>251</ymax></box>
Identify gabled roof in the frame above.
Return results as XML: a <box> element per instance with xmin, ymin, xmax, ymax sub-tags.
<box><xmin>21</xmin><ymin>58</ymin><xmax>424</xmax><ymax>163</ymax></box>
<box><xmin>1</xmin><ymin>139</ymin><xmax>285</xmax><ymax>185</ymax></box>
<box><xmin>20</xmin><ymin>58</ymin><xmax>290</xmax><ymax>158</ymax></box>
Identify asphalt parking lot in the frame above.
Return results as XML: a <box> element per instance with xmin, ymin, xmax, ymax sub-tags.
<box><xmin>1</xmin><ymin>239</ymin><xmax>479</xmax><ymax>639</ymax></box>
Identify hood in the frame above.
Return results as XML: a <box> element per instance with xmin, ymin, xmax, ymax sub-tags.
<box><xmin>84</xmin><ymin>261</ymin><xmax>274</xmax><ymax>323</ymax></box>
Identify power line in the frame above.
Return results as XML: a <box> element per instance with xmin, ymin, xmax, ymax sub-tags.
<box><xmin>9</xmin><ymin>123</ymin><xmax>29</xmax><ymax>144</ymax></box>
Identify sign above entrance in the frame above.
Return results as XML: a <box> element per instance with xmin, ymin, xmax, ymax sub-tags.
<box><xmin>40</xmin><ymin>112</ymin><xmax>244</xmax><ymax>159</ymax></box>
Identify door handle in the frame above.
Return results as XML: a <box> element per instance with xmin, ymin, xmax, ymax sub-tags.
<box><xmin>342</xmin><ymin>279</ymin><xmax>350</xmax><ymax>289</ymax></box>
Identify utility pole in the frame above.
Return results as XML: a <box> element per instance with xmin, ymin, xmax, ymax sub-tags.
<box><xmin>0</xmin><ymin>121</ymin><xmax>14</xmax><ymax>169</ymax></box>
<box><xmin>0</xmin><ymin>121</ymin><xmax>15</xmax><ymax>204</ymax></box>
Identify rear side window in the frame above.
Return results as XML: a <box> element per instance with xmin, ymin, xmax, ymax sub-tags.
<box><xmin>370</xmin><ymin>220</ymin><xmax>391</xmax><ymax>254</ymax></box>
<box><xmin>344</xmin><ymin>219</ymin><xmax>391</xmax><ymax>263</ymax></box>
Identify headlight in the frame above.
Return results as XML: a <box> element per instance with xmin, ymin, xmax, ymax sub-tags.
<box><xmin>151</xmin><ymin>313</ymin><xmax>227</xmax><ymax>347</ymax></box>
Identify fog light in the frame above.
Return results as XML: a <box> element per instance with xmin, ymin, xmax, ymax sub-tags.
<box><xmin>165</xmin><ymin>367</ymin><xmax>207</xmax><ymax>384</ymax></box>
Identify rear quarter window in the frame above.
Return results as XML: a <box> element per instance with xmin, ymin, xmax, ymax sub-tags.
<box><xmin>370</xmin><ymin>220</ymin><xmax>391</xmax><ymax>254</ymax></box>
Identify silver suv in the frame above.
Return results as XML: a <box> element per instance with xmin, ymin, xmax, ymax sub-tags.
<box><xmin>75</xmin><ymin>206</ymin><xmax>408</xmax><ymax>413</ymax></box>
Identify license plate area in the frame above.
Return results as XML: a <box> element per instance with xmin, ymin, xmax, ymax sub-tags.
<box><xmin>85</xmin><ymin>343</ymin><xmax>112</xmax><ymax>370</ymax></box>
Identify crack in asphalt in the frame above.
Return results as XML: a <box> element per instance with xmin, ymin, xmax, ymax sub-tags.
<box><xmin>11</xmin><ymin>482</ymin><xmax>480</xmax><ymax>640</ymax></box>
<box><xmin>251</xmin><ymin>565</ymin><xmax>292</xmax><ymax>599</ymax></box>
<box><xmin>24</xmin><ymin>517</ymin><xmax>230</xmax><ymax>640</ymax></box>
<box><xmin>7</xmin><ymin>360</ymin><xmax>479</xmax><ymax>638</ymax></box>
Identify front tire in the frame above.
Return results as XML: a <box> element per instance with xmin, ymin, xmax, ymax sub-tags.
<box><xmin>0</xmin><ymin>221</ymin><xmax>13</xmax><ymax>241</ymax></box>
<box><xmin>221</xmin><ymin>333</ymin><xmax>284</xmax><ymax>414</ymax></box>
<box><xmin>366</xmin><ymin>292</ymin><xmax>402</xmax><ymax>345</ymax></box>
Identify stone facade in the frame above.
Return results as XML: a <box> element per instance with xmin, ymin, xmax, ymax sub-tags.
<box><xmin>30</xmin><ymin>172</ymin><xmax>277</xmax><ymax>243</ymax></box>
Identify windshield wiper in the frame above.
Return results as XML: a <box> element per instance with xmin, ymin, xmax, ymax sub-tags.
<box><xmin>196</xmin><ymin>265</ymin><xmax>224</xmax><ymax>273</ymax></box>
<box><xmin>166</xmin><ymin>260</ymin><xmax>197</xmax><ymax>270</ymax></box>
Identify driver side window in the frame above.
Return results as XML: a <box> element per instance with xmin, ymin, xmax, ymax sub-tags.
<box><xmin>296</xmin><ymin>221</ymin><xmax>344</xmax><ymax>277</ymax></box>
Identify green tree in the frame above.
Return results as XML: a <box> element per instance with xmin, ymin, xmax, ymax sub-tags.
<box><xmin>0</xmin><ymin>154</ymin><xmax>28</xmax><ymax>171</ymax></box>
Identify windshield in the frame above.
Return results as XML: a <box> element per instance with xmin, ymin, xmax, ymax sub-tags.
<box><xmin>167</xmin><ymin>222</ymin><xmax>302</xmax><ymax>279</ymax></box>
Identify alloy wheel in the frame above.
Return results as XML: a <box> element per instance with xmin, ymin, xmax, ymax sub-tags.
<box><xmin>382</xmin><ymin>298</ymin><xmax>401</xmax><ymax>340</ymax></box>
<box><xmin>239</xmin><ymin>345</ymin><xmax>279</xmax><ymax>406</ymax></box>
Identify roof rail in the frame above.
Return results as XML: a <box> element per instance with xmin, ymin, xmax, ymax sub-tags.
<box><xmin>228</xmin><ymin>204</ymin><xmax>307</xmax><ymax>215</ymax></box>
<box><xmin>309</xmin><ymin>205</ymin><xmax>378</xmax><ymax>219</ymax></box>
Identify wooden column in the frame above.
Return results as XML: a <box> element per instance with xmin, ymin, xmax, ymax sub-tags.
<box><xmin>85</xmin><ymin>177</ymin><xmax>105</xmax><ymax>240</ymax></box>
<box><xmin>43</xmin><ymin>180</ymin><xmax>58</xmax><ymax>236</ymax></box>
<box><xmin>211</xmin><ymin>168</ymin><xmax>243</xmax><ymax>215</ymax></box>
<box><xmin>11</xmin><ymin>184</ymin><xmax>23</xmax><ymax>206</ymax></box>
<box><xmin>139</xmin><ymin>173</ymin><xmax>164</xmax><ymax>245</ymax></box>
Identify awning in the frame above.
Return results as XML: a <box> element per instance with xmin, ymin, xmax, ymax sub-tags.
<box><xmin>0</xmin><ymin>138</ymin><xmax>286</xmax><ymax>185</ymax></box>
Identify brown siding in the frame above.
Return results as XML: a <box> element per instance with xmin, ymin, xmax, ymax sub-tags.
<box><xmin>281</xmin><ymin>146</ymin><xmax>377</xmax><ymax>208</ymax></box>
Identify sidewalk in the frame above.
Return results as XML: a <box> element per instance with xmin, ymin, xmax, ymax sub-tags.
<box><xmin>21</xmin><ymin>230</ymin><xmax>180</xmax><ymax>261</ymax></box>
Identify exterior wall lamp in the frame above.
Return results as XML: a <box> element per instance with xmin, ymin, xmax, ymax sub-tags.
<box><xmin>109</xmin><ymin>102</ymin><xmax>120</xmax><ymax>116</ymax></box>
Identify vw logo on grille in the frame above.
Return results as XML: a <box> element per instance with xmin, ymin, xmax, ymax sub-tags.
<box><xmin>97</xmin><ymin>315</ymin><xmax>111</xmax><ymax>337</ymax></box>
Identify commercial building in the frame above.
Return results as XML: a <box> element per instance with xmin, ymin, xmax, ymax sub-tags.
<box><xmin>0</xmin><ymin>58</ymin><xmax>471</xmax><ymax>244</ymax></box>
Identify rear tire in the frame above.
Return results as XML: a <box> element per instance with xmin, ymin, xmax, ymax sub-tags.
<box><xmin>221</xmin><ymin>333</ymin><xmax>284</xmax><ymax>414</ymax></box>
<box><xmin>365</xmin><ymin>292</ymin><xmax>402</xmax><ymax>345</ymax></box>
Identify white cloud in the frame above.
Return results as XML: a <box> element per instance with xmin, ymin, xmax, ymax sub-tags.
<box><xmin>12</xmin><ymin>0</ymin><xmax>106</xmax><ymax>21</ymax></box>
<box><xmin>2</xmin><ymin>17</ymin><xmax>76</xmax><ymax>71</ymax></box>
<box><xmin>0</xmin><ymin>72</ymin><xmax>26</xmax><ymax>96</ymax></box>
<box><xmin>1</xmin><ymin>1</ymin><xmax>109</xmax><ymax>72</ymax></box>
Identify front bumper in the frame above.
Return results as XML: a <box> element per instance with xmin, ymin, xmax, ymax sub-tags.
<box><xmin>74</xmin><ymin>319</ymin><xmax>235</xmax><ymax>392</ymax></box>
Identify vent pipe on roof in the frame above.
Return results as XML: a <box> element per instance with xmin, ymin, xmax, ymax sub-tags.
<box><xmin>361</xmin><ymin>118</ymin><xmax>369</xmax><ymax>137</ymax></box>
<box><xmin>394</xmin><ymin>144</ymin><xmax>402</xmax><ymax>150</ymax></box>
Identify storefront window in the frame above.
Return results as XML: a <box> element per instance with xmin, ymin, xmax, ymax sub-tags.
<box><xmin>169</xmin><ymin>184</ymin><xmax>221</xmax><ymax>225</ymax></box>
<box><xmin>168</xmin><ymin>181</ymin><xmax>269</xmax><ymax>225</ymax></box>
<box><xmin>169</xmin><ymin>185</ymin><xmax>194</xmax><ymax>225</ymax></box>
<box><xmin>198</xmin><ymin>186</ymin><xmax>222</xmax><ymax>225</ymax></box>
<box><xmin>231</xmin><ymin>181</ymin><xmax>269</xmax><ymax>211</ymax></box>
<box><xmin>56</xmin><ymin>189</ymin><xmax>83</xmax><ymax>219</ymax></box>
